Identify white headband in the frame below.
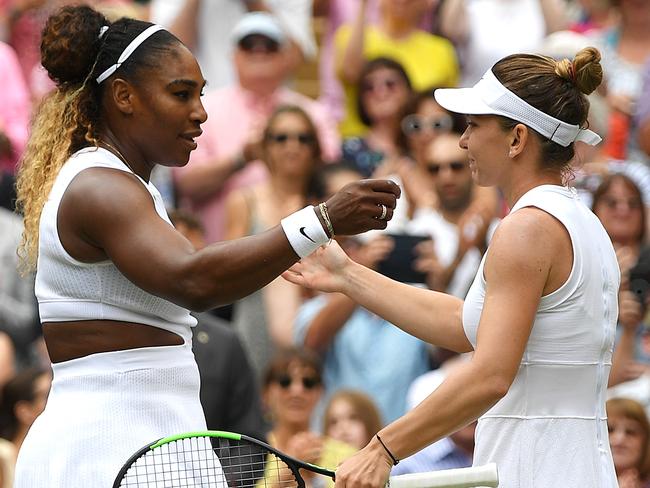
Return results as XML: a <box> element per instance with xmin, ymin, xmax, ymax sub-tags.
<box><xmin>96</xmin><ymin>24</ymin><xmax>165</xmax><ymax>84</ymax></box>
<box><xmin>434</xmin><ymin>69</ymin><xmax>601</xmax><ymax>147</ymax></box>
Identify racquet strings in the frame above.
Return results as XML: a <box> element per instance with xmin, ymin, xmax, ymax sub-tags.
<box><xmin>118</xmin><ymin>436</ymin><xmax>302</xmax><ymax>487</ymax></box>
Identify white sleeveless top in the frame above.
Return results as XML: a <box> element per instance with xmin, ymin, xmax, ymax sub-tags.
<box><xmin>462</xmin><ymin>185</ymin><xmax>619</xmax><ymax>488</ymax></box>
<box><xmin>35</xmin><ymin>147</ymin><xmax>196</xmax><ymax>343</ymax></box>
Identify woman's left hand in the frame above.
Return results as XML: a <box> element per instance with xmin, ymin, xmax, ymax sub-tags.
<box><xmin>334</xmin><ymin>439</ymin><xmax>393</xmax><ymax>488</ymax></box>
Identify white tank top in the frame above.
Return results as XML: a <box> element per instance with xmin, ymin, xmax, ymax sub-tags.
<box><xmin>35</xmin><ymin>147</ymin><xmax>196</xmax><ymax>343</ymax></box>
<box><xmin>462</xmin><ymin>185</ymin><xmax>619</xmax><ymax>487</ymax></box>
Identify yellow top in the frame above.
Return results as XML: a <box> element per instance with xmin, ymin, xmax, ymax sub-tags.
<box><xmin>334</xmin><ymin>25</ymin><xmax>460</xmax><ymax>138</ymax></box>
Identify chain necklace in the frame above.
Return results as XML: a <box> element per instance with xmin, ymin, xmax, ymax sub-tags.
<box><xmin>99</xmin><ymin>140</ymin><xmax>137</xmax><ymax>175</ymax></box>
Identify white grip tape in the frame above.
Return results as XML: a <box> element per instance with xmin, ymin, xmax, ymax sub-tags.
<box><xmin>281</xmin><ymin>206</ymin><xmax>329</xmax><ymax>258</ymax></box>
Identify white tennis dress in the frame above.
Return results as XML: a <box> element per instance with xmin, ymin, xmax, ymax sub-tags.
<box><xmin>14</xmin><ymin>147</ymin><xmax>211</xmax><ymax>487</ymax></box>
<box><xmin>462</xmin><ymin>185</ymin><xmax>620</xmax><ymax>488</ymax></box>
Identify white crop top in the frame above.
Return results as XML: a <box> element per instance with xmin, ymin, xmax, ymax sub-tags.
<box><xmin>35</xmin><ymin>147</ymin><xmax>197</xmax><ymax>342</ymax></box>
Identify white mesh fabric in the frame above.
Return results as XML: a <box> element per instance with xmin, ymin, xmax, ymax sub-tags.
<box><xmin>476</xmin><ymin>70</ymin><xmax>601</xmax><ymax>146</ymax></box>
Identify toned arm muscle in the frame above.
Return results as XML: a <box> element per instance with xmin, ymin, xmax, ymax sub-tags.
<box><xmin>61</xmin><ymin>168</ymin><xmax>299</xmax><ymax>310</ymax></box>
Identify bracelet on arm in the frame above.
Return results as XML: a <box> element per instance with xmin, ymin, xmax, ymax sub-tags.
<box><xmin>280</xmin><ymin>206</ymin><xmax>330</xmax><ymax>258</ymax></box>
<box><xmin>317</xmin><ymin>202</ymin><xmax>335</xmax><ymax>239</ymax></box>
<box><xmin>376</xmin><ymin>434</ymin><xmax>399</xmax><ymax>466</ymax></box>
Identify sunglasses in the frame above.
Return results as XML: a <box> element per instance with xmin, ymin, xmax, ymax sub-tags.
<box><xmin>274</xmin><ymin>374</ymin><xmax>321</xmax><ymax>390</ymax></box>
<box><xmin>268</xmin><ymin>132</ymin><xmax>315</xmax><ymax>145</ymax></box>
<box><xmin>402</xmin><ymin>114</ymin><xmax>453</xmax><ymax>135</ymax></box>
<box><xmin>238</xmin><ymin>35</ymin><xmax>280</xmax><ymax>54</ymax></box>
<box><xmin>361</xmin><ymin>77</ymin><xmax>403</xmax><ymax>94</ymax></box>
<box><xmin>426</xmin><ymin>161</ymin><xmax>467</xmax><ymax>175</ymax></box>
<box><xmin>600</xmin><ymin>196</ymin><xmax>643</xmax><ymax>211</ymax></box>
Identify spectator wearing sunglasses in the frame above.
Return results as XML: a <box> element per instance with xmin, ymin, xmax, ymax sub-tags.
<box><xmin>173</xmin><ymin>12</ymin><xmax>340</xmax><ymax>246</ymax></box>
<box><xmin>261</xmin><ymin>348</ymin><xmax>357</xmax><ymax>488</ymax></box>
<box><xmin>224</xmin><ymin>105</ymin><xmax>324</xmax><ymax>382</ymax></box>
<box><xmin>341</xmin><ymin>58</ymin><xmax>413</xmax><ymax>179</ymax></box>
<box><xmin>408</xmin><ymin>132</ymin><xmax>499</xmax><ymax>298</ymax></box>
<box><xmin>150</xmin><ymin>0</ymin><xmax>315</xmax><ymax>90</ymax></box>
<box><xmin>334</xmin><ymin>0</ymin><xmax>459</xmax><ymax>138</ymax></box>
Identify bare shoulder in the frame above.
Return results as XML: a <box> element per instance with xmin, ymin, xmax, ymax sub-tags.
<box><xmin>486</xmin><ymin>207</ymin><xmax>569</xmax><ymax>278</ymax></box>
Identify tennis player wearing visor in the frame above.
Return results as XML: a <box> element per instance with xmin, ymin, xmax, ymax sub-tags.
<box><xmin>284</xmin><ymin>47</ymin><xmax>620</xmax><ymax>488</ymax></box>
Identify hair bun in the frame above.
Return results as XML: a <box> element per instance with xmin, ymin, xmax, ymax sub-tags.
<box><xmin>41</xmin><ymin>5</ymin><xmax>109</xmax><ymax>86</ymax></box>
<box><xmin>555</xmin><ymin>46</ymin><xmax>603</xmax><ymax>95</ymax></box>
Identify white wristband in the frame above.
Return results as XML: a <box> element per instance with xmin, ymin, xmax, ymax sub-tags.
<box><xmin>281</xmin><ymin>206</ymin><xmax>330</xmax><ymax>258</ymax></box>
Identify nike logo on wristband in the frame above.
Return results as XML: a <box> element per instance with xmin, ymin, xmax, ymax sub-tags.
<box><xmin>299</xmin><ymin>227</ymin><xmax>315</xmax><ymax>243</ymax></box>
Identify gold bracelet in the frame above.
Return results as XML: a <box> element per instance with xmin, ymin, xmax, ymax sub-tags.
<box><xmin>318</xmin><ymin>202</ymin><xmax>334</xmax><ymax>239</ymax></box>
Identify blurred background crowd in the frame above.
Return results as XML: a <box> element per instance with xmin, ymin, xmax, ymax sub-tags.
<box><xmin>0</xmin><ymin>0</ymin><xmax>650</xmax><ymax>486</ymax></box>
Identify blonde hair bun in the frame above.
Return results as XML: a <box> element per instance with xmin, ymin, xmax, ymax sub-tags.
<box><xmin>555</xmin><ymin>47</ymin><xmax>603</xmax><ymax>96</ymax></box>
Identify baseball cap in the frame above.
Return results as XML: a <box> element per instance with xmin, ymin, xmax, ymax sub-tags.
<box><xmin>231</xmin><ymin>12</ymin><xmax>287</xmax><ymax>46</ymax></box>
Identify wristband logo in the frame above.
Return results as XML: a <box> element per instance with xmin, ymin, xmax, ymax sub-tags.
<box><xmin>299</xmin><ymin>227</ymin><xmax>315</xmax><ymax>243</ymax></box>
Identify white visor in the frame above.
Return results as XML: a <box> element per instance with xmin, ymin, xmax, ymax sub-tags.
<box><xmin>434</xmin><ymin>69</ymin><xmax>601</xmax><ymax>147</ymax></box>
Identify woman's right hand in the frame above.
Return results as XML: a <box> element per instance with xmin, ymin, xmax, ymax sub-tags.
<box><xmin>325</xmin><ymin>179</ymin><xmax>400</xmax><ymax>235</ymax></box>
<box><xmin>282</xmin><ymin>241</ymin><xmax>353</xmax><ymax>294</ymax></box>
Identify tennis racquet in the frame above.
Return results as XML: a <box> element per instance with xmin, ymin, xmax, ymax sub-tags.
<box><xmin>113</xmin><ymin>430</ymin><xmax>498</xmax><ymax>488</ymax></box>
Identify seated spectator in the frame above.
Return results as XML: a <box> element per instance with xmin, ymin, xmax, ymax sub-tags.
<box><xmin>335</xmin><ymin>0</ymin><xmax>459</xmax><ymax>137</ymax></box>
<box><xmin>225</xmin><ymin>105</ymin><xmax>323</xmax><ymax>381</ymax></box>
<box><xmin>174</xmin><ymin>12</ymin><xmax>339</xmax><ymax>244</ymax></box>
<box><xmin>592</xmin><ymin>0</ymin><xmax>650</xmax><ymax>161</ymax></box>
<box><xmin>342</xmin><ymin>57</ymin><xmax>413</xmax><ymax>178</ymax></box>
<box><xmin>150</xmin><ymin>0</ymin><xmax>316</xmax><ymax>89</ymax></box>
<box><xmin>407</xmin><ymin>132</ymin><xmax>499</xmax><ymax>297</ymax></box>
<box><xmin>322</xmin><ymin>389</ymin><xmax>383</xmax><ymax>450</ymax></box>
<box><xmin>168</xmin><ymin>209</ymin><xmax>268</xmax><ymax>439</ymax></box>
<box><xmin>606</xmin><ymin>397</ymin><xmax>650</xmax><ymax>488</ymax></box>
<box><xmin>0</xmin><ymin>207</ymin><xmax>40</xmax><ymax>363</ymax></box>
<box><xmin>0</xmin><ymin>40</ymin><xmax>30</xmax><ymax>178</ymax></box>
<box><xmin>294</xmin><ymin>163</ymin><xmax>430</xmax><ymax>423</ymax></box>
<box><xmin>261</xmin><ymin>348</ymin><xmax>356</xmax><ymax>488</ymax></box>
<box><xmin>0</xmin><ymin>368</ymin><xmax>51</xmax><ymax>461</ymax></box>
<box><xmin>635</xmin><ymin>57</ymin><xmax>650</xmax><ymax>162</ymax></box>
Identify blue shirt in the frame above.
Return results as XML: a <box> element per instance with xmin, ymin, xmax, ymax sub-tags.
<box><xmin>294</xmin><ymin>295</ymin><xmax>429</xmax><ymax>423</ymax></box>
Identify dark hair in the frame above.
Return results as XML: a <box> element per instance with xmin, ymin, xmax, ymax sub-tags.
<box><xmin>0</xmin><ymin>368</ymin><xmax>48</xmax><ymax>440</ymax></box>
<box><xmin>262</xmin><ymin>347</ymin><xmax>322</xmax><ymax>388</ymax></box>
<box><xmin>309</xmin><ymin>161</ymin><xmax>363</xmax><ymax>201</ymax></box>
<box><xmin>357</xmin><ymin>57</ymin><xmax>412</xmax><ymax>127</ymax></box>
<box><xmin>591</xmin><ymin>173</ymin><xmax>646</xmax><ymax>243</ymax></box>
<box><xmin>491</xmin><ymin>47</ymin><xmax>603</xmax><ymax>174</ymax></box>
<box><xmin>40</xmin><ymin>5</ymin><xmax>181</xmax><ymax>152</ymax></box>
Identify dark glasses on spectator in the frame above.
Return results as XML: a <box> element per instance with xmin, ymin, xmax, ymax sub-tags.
<box><xmin>268</xmin><ymin>132</ymin><xmax>315</xmax><ymax>145</ymax></box>
<box><xmin>426</xmin><ymin>161</ymin><xmax>467</xmax><ymax>175</ymax></box>
<box><xmin>361</xmin><ymin>77</ymin><xmax>403</xmax><ymax>94</ymax></box>
<box><xmin>275</xmin><ymin>374</ymin><xmax>321</xmax><ymax>390</ymax></box>
<box><xmin>401</xmin><ymin>114</ymin><xmax>453</xmax><ymax>135</ymax></box>
<box><xmin>238</xmin><ymin>35</ymin><xmax>280</xmax><ymax>54</ymax></box>
<box><xmin>600</xmin><ymin>196</ymin><xmax>643</xmax><ymax>210</ymax></box>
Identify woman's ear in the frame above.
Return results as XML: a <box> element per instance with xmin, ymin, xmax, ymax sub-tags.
<box><xmin>508</xmin><ymin>123</ymin><xmax>529</xmax><ymax>159</ymax></box>
<box><xmin>110</xmin><ymin>78</ymin><xmax>135</xmax><ymax>115</ymax></box>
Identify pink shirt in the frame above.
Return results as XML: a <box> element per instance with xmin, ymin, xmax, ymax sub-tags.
<box><xmin>174</xmin><ymin>85</ymin><xmax>340</xmax><ymax>243</ymax></box>
<box><xmin>0</xmin><ymin>41</ymin><xmax>30</xmax><ymax>174</ymax></box>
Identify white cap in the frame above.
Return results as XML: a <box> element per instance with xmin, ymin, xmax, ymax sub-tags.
<box><xmin>230</xmin><ymin>12</ymin><xmax>286</xmax><ymax>46</ymax></box>
<box><xmin>434</xmin><ymin>69</ymin><xmax>601</xmax><ymax>147</ymax></box>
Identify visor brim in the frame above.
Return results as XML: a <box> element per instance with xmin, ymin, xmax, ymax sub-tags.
<box><xmin>434</xmin><ymin>87</ymin><xmax>496</xmax><ymax>116</ymax></box>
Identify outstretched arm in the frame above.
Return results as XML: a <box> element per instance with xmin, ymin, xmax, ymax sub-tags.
<box><xmin>331</xmin><ymin>208</ymin><xmax>559</xmax><ymax>488</ymax></box>
<box><xmin>59</xmin><ymin>169</ymin><xmax>399</xmax><ymax>311</ymax></box>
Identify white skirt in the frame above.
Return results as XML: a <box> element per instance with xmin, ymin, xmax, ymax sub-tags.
<box><xmin>14</xmin><ymin>342</ymin><xmax>207</xmax><ymax>487</ymax></box>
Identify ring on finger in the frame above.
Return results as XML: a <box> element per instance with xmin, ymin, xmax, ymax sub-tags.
<box><xmin>378</xmin><ymin>204</ymin><xmax>388</xmax><ymax>220</ymax></box>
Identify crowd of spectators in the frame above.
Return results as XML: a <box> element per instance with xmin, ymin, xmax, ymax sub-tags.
<box><xmin>0</xmin><ymin>0</ymin><xmax>649</xmax><ymax>486</ymax></box>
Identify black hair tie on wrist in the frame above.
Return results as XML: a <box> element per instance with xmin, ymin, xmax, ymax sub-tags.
<box><xmin>376</xmin><ymin>434</ymin><xmax>399</xmax><ymax>466</ymax></box>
